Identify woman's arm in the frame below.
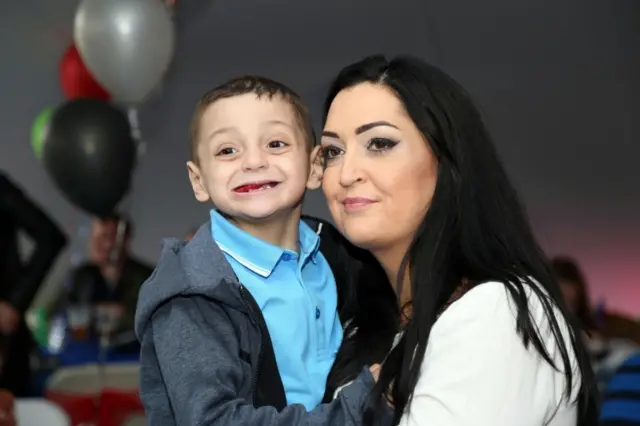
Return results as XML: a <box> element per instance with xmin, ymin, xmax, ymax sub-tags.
<box><xmin>0</xmin><ymin>173</ymin><xmax>67</xmax><ymax>312</ymax></box>
<box><xmin>399</xmin><ymin>282</ymin><xmax>576</xmax><ymax>426</ymax></box>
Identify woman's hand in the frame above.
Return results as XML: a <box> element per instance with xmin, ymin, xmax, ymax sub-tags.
<box><xmin>369</xmin><ymin>363</ymin><xmax>395</xmax><ymax>408</ymax></box>
<box><xmin>0</xmin><ymin>303</ymin><xmax>19</xmax><ymax>335</ymax></box>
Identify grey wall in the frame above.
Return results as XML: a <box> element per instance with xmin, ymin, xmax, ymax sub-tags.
<box><xmin>2</xmin><ymin>0</ymin><xmax>639</xmax><ymax>313</ymax></box>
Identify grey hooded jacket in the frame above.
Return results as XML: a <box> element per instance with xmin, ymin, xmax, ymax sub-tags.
<box><xmin>135</xmin><ymin>217</ymin><xmax>388</xmax><ymax>426</ymax></box>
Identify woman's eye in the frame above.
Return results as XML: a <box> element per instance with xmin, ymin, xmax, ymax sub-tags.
<box><xmin>322</xmin><ymin>146</ymin><xmax>343</xmax><ymax>161</ymax></box>
<box><xmin>367</xmin><ymin>137</ymin><xmax>398</xmax><ymax>152</ymax></box>
<box><xmin>216</xmin><ymin>147</ymin><xmax>237</xmax><ymax>156</ymax></box>
<box><xmin>268</xmin><ymin>140</ymin><xmax>288</xmax><ymax>149</ymax></box>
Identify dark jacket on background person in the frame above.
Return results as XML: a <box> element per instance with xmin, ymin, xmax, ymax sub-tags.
<box><xmin>135</xmin><ymin>217</ymin><xmax>392</xmax><ymax>426</ymax></box>
<box><xmin>0</xmin><ymin>171</ymin><xmax>67</xmax><ymax>395</ymax></box>
<box><xmin>0</xmin><ymin>172</ymin><xmax>67</xmax><ymax>312</ymax></box>
<box><xmin>61</xmin><ymin>256</ymin><xmax>153</xmax><ymax>335</ymax></box>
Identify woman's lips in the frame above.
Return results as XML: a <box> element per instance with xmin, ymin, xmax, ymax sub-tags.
<box><xmin>342</xmin><ymin>197</ymin><xmax>376</xmax><ymax>211</ymax></box>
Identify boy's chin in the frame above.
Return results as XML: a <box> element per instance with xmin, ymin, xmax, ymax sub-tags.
<box><xmin>233</xmin><ymin>204</ymin><xmax>302</xmax><ymax>224</ymax></box>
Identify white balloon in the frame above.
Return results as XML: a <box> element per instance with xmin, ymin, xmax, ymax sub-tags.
<box><xmin>74</xmin><ymin>0</ymin><xmax>175</xmax><ymax>105</ymax></box>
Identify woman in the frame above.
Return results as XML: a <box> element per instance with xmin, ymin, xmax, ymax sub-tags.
<box><xmin>553</xmin><ymin>256</ymin><xmax>640</xmax><ymax>345</ymax></box>
<box><xmin>552</xmin><ymin>256</ymin><xmax>639</xmax><ymax>395</ymax></box>
<box><xmin>318</xmin><ymin>56</ymin><xmax>598</xmax><ymax>425</ymax></box>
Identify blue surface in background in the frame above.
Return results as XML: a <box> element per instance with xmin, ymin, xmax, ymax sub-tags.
<box><xmin>40</xmin><ymin>339</ymin><xmax>139</xmax><ymax>366</ymax></box>
<box><xmin>33</xmin><ymin>339</ymin><xmax>139</xmax><ymax>396</ymax></box>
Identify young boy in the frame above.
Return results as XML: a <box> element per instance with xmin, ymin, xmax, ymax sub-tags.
<box><xmin>135</xmin><ymin>76</ymin><xmax>381</xmax><ymax>425</ymax></box>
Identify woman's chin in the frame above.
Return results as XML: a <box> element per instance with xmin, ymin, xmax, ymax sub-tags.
<box><xmin>340</xmin><ymin>222</ymin><xmax>384</xmax><ymax>250</ymax></box>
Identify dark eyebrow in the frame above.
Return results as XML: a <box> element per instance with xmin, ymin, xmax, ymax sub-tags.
<box><xmin>355</xmin><ymin>121</ymin><xmax>399</xmax><ymax>134</ymax></box>
<box><xmin>321</xmin><ymin>130</ymin><xmax>339</xmax><ymax>139</ymax></box>
<box><xmin>321</xmin><ymin>121</ymin><xmax>399</xmax><ymax>139</ymax></box>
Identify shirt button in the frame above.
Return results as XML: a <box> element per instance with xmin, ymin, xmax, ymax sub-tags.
<box><xmin>316</xmin><ymin>307</ymin><xmax>321</xmax><ymax>319</ymax></box>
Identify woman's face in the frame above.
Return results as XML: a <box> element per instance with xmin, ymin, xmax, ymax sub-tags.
<box><xmin>321</xmin><ymin>83</ymin><xmax>438</xmax><ymax>259</ymax></box>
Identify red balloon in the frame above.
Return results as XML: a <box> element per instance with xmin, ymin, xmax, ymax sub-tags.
<box><xmin>59</xmin><ymin>45</ymin><xmax>110</xmax><ymax>101</ymax></box>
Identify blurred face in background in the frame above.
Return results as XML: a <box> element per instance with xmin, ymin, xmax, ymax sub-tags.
<box><xmin>559</xmin><ymin>280</ymin><xmax>580</xmax><ymax>314</ymax></box>
<box><xmin>89</xmin><ymin>219</ymin><xmax>129</xmax><ymax>265</ymax></box>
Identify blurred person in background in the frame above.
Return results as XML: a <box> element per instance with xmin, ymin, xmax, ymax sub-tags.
<box><xmin>56</xmin><ymin>215</ymin><xmax>153</xmax><ymax>340</ymax></box>
<box><xmin>0</xmin><ymin>171</ymin><xmax>67</xmax><ymax>396</ymax></box>
<box><xmin>552</xmin><ymin>256</ymin><xmax>640</xmax><ymax>394</ymax></box>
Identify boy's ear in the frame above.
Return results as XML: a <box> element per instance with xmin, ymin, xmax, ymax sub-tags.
<box><xmin>186</xmin><ymin>161</ymin><xmax>211</xmax><ymax>203</ymax></box>
<box><xmin>306</xmin><ymin>145</ymin><xmax>323</xmax><ymax>190</ymax></box>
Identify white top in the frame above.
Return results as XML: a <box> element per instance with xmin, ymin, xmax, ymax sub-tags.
<box><xmin>398</xmin><ymin>281</ymin><xmax>580</xmax><ymax>426</ymax></box>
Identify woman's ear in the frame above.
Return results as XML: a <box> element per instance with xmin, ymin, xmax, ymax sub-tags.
<box><xmin>186</xmin><ymin>161</ymin><xmax>211</xmax><ymax>202</ymax></box>
<box><xmin>307</xmin><ymin>145</ymin><xmax>324</xmax><ymax>190</ymax></box>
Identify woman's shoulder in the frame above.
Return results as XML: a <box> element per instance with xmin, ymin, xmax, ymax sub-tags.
<box><xmin>435</xmin><ymin>280</ymin><xmax>516</xmax><ymax>326</ymax></box>
<box><xmin>431</xmin><ymin>278</ymin><xmax>574</xmax><ymax>361</ymax></box>
<box><xmin>416</xmin><ymin>280</ymin><xmax>580</xmax><ymax>422</ymax></box>
<box><xmin>437</xmin><ymin>279</ymin><xmax>554</xmax><ymax>325</ymax></box>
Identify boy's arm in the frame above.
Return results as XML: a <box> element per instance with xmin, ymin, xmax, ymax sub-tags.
<box><xmin>141</xmin><ymin>295</ymin><xmax>378</xmax><ymax>426</ymax></box>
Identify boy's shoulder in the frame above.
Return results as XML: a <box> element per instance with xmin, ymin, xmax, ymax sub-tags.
<box><xmin>135</xmin><ymin>223</ymin><xmax>243</xmax><ymax>339</ymax></box>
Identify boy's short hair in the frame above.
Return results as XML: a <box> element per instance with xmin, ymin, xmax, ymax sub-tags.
<box><xmin>189</xmin><ymin>76</ymin><xmax>316</xmax><ymax>164</ymax></box>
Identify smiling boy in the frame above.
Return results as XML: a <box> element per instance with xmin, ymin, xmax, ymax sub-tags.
<box><xmin>135</xmin><ymin>76</ymin><xmax>381</xmax><ymax>425</ymax></box>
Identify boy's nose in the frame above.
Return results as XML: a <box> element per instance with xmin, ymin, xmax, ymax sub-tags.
<box><xmin>241</xmin><ymin>148</ymin><xmax>268</xmax><ymax>171</ymax></box>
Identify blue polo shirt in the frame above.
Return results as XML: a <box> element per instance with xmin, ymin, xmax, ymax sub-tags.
<box><xmin>210</xmin><ymin>210</ymin><xmax>343</xmax><ymax>410</ymax></box>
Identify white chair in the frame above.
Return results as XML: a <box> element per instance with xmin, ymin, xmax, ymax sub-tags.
<box><xmin>15</xmin><ymin>398</ymin><xmax>70</xmax><ymax>426</ymax></box>
<box><xmin>46</xmin><ymin>362</ymin><xmax>141</xmax><ymax>394</ymax></box>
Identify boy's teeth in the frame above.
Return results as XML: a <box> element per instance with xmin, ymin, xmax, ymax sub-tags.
<box><xmin>237</xmin><ymin>182</ymin><xmax>277</xmax><ymax>192</ymax></box>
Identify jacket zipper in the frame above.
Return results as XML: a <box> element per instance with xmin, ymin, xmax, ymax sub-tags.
<box><xmin>239</xmin><ymin>284</ymin><xmax>264</xmax><ymax>403</ymax></box>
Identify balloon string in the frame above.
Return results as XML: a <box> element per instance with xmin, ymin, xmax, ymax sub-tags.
<box><xmin>127</xmin><ymin>108</ymin><xmax>142</xmax><ymax>141</ymax></box>
<box><xmin>127</xmin><ymin>107</ymin><xmax>146</xmax><ymax>156</ymax></box>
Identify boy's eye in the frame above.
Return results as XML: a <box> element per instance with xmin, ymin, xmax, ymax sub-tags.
<box><xmin>216</xmin><ymin>147</ymin><xmax>237</xmax><ymax>156</ymax></box>
<box><xmin>268</xmin><ymin>140</ymin><xmax>288</xmax><ymax>149</ymax></box>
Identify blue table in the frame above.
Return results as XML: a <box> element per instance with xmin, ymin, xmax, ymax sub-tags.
<box><xmin>34</xmin><ymin>339</ymin><xmax>139</xmax><ymax>396</ymax></box>
<box><xmin>40</xmin><ymin>339</ymin><xmax>139</xmax><ymax>366</ymax></box>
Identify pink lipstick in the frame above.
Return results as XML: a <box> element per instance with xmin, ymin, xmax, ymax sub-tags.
<box><xmin>342</xmin><ymin>197</ymin><xmax>376</xmax><ymax>212</ymax></box>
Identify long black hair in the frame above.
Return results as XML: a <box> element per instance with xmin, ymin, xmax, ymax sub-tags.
<box><xmin>323</xmin><ymin>55</ymin><xmax>598</xmax><ymax>425</ymax></box>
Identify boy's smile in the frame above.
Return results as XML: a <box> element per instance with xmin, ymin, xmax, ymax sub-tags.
<box><xmin>233</xmin><ymin>180</ymin><xmax>281</xmax><ymax>194</ymax></box>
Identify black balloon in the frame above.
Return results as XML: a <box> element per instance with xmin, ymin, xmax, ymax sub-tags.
<box><xmin>43</xmin><ymin>99</ymin><xmax>136</xmax><ymax>217</ymax></box>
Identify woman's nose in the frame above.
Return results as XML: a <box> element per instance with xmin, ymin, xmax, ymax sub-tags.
<box><xmin>338</xmin><ymin>151</ymin><xmax>365</xmax><ymax>187</ymax></box>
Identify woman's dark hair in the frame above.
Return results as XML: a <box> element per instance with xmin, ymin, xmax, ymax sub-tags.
<box><xmin>323</xmin><ymin>55</ymin><xmax>598</xmax><ymax>425</ymax></box>
<box><xmin>551</xmin><ymin>256</ymin><xmax>596</xmax><ymax>330</ymax></box>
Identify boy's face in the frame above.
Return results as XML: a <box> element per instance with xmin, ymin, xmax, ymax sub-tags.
<box><xmin>187</xmin><ymin>94</ymin><xmax>321</xmax><ymax>222</ymax></box>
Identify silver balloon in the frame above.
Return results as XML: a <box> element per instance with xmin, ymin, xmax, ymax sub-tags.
<box><xmin>74</xmin><ymin>0</ymin><xmax>175</xmax><ymax>105</ymax></box>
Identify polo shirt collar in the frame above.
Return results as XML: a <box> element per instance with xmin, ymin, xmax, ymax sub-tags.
<box><xmin>210</xmin><ymin>210</ymin><xmax>320</xmax><ymax>277</ymax></box>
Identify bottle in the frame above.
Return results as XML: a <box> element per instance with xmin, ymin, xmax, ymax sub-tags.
<box><xmin>47</xmin><ymin>313</ymin><xmax>68</xmax><ymax>355</ymax></box>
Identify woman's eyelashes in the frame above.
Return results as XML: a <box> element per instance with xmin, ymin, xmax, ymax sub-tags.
<box><xmin>321</xmin><ymin>145</ymin><xmax>343</xmax><ymax>164</ymax></box>
<box><xmin>322</xmin><ymin>137</ymin><xmax>399</xmax><ymax>164</ymax></box>
<box><xmin>367</xmin><ymin>137</ymin><xmax>398</xmax><ymax>153</ymax></box>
